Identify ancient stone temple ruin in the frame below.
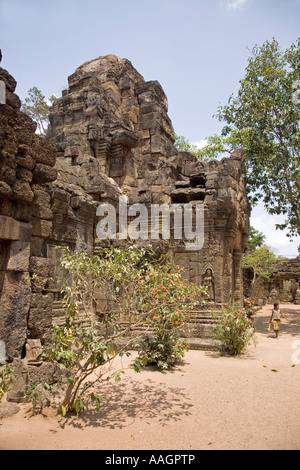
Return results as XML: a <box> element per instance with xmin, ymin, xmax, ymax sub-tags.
<box><xmin>244</xmin><ymin>255</ymin><xmax>300</xmax><ymax>305</ymax></box>
<box><xmin>0</xmin><ymin>55</ymin><xmax>250</xmax><ymax>361</ymax></box>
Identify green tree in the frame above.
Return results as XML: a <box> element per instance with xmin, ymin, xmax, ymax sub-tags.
<box><xmin>21</xmin><ymin>87</ymin><xmax>55</xmax><ymax>135</ymax></box>
<box><xmin>242</xmin><ymin>245</ymin><xmax>277</xmax><ymax>286</ymax></box>
<box><xmin>174</xmin><ymin>134</ymin><xmax>211</xmax><ymax>161</ymax></box>
<box><xmin>248</xmin><ymin>226</ymin><xmax>266</xmax><ymax>248</ymax></box>
<box><xmin>45</xmin><ymin>245</ymin><xmax>205</xmax><ymax>415</ymax></box>
<box><xmin>197</xmin><ymin>38</ymin><xmax>300</xmax><ymax>237</ymax></box>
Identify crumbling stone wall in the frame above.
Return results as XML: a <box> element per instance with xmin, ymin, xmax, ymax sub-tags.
<box><xmin>172</xmin><ymin>151</ymin><xmax>249</xmax><ymax>305</ymax></box>
<box><xmin>47</xmin><ymin>55</ymin><xmax>250</xmax><ymax>307</ymax></box>
<box><xmin>246</xmin><ymin>256</ymin><xmax>300</xmax><ymax>304</ymax></box>
<box><xmin>0</xmin><ymin>55</ymin><xmax>250</xmax><ymax>360</ymax></box>
<box><xmin>0</xmin><ymin>68</ymin><xmax>57</xmax><ymax>360</ymax></box>
<box><xmin>274</xmin><ymin>256</ymin><xmax>300</xmax><ymax>304</ymax></box>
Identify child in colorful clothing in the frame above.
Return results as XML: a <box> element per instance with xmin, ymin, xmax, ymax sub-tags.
<box><xmin>269</xmin><ymin>303</ymin><xmax>287</xmax><ymax>338</ymax></box>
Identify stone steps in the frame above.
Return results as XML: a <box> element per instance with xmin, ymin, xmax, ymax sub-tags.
<box><xmin>51</xmin><ymin>302</ymin><xmax>223</xmax><ymax>350</ymax></box>
<box><xmin>182</xmin><ymin>337</ymin><xmax>219</xmax><ymax>351</ymax></box>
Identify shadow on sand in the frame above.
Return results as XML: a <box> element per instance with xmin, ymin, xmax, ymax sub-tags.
<box><xmin>58</xmin><ymin>373</ymin><xmax>193</xmax><ymax>431</ymax></box>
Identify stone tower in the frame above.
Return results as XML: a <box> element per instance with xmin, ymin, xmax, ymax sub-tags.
<box><xmin>47</xmin><ymin>54</ymin><xmax>250</xmax><ymax>304</ymax></box>
<box><xmin>0</xmin><ymin>56</ymin><xmax>250</xmax><ymax>359</ymax></box>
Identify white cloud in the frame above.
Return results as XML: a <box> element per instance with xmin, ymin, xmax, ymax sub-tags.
<box><xmin>222</xmin><ymin>0</ymin><xmax>251</xmax><ymax>11</ymax></box>
<box><xmin>192</xmin><ymin>139</ymin><xmax>208</xmax><ymax>149</ymax></box>
<box><xmin>47</xmin><ymin>95</ymin><xmax>57</xmax><ymax>107</ymax></box>
<box><xmin>250</xmin><ymin>204</ymin><xmax>300</xmax><ymax>258</ymax></box>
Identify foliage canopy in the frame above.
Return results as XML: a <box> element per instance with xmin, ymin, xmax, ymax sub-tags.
<box><xmin>195</xmin><ymin>38</ymin><xmax>300</xmax><ymax>237</ymax></box>
<box><xmin>43</xmin><ymin>245</ymin><xmax>205</xmax><ymax>415</ymax></box>
<box><xmin>242</xmin><ymin>245</ymin><xmax>278</xmax><ymax>286</ymax></box>
<box><xmin>248</xmin><ymin>226</ymin><xmax>266</xmax><ymax>249</ymax></box>
<box><xmin>212</xmin><ymin>305</ymin><xmax>256</xmax><ymax>356</ymax></box>
<box><xmin>21</xmin><ymin>87</ymin><xmax>55</xmax><ymax>135</ymax></box>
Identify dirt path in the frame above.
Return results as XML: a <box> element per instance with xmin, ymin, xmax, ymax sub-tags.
<box><xmin>1</xmin><ymin>303</ymin><xmax>300</xmax><ymax>450</ymax></box>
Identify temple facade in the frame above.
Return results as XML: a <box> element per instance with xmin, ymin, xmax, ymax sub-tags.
<box><xmin>0</xmin><ymin>55</ymin><xmax>250</xmax><ymax>360</ymax></box>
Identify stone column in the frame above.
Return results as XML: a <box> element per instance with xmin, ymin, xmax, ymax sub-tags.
<box><xmin>233</xmin><ymin>250</ymin><xmax>243</xmax><ymax>305</ymax></box>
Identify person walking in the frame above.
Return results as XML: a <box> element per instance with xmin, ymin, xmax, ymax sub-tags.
<box><xmin>269</xmin><ymin>303</ymin><xmax>287</xmax><ymax>338</ymax></box>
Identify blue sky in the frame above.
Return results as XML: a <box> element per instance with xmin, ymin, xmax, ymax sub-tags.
<box><xmin>1</xmin><ymin>0</ymin><xmax>299</xmax><ymax>256</ymax></box>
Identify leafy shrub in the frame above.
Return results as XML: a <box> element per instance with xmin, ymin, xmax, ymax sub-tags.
<box><xmin>0</xmin><ymin>363</ymin><xmax>15</xmax><ymax>403</ymax></box>
<box><xmin>135</xmin><ymin>334</ymin><xmax>189</xmax><ymax>371</ymax></box>
<box><xmin>243</xmin><ymin>298</ymin><xmax>255</xmax><ymax>318</ymax></box>
<box><xmin>43</xmin><ymin>245</ymin><xmax>206</xmax><ymax>415</ymax></box>
<box><xmin>212</xmin><ymin>305</ymin><xmax>256</xmax><ymax>356</ymax></box>
<box><xmin>134</xmin><ymin>269</ymin><xmax>203</xmax><ymax>370</ymax></box>
<box><xmin>25</xmin><ymin>382</ymin><xmax>52</xmax><ymax>415</ymax></box>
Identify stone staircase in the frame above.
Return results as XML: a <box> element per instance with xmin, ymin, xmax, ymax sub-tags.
<box><xmin>51</xmin><ymin>297</ymin><xmax>223</xmax><ymax>351</ymax></box>
<box><xmin>180</xmin><ymin>304</ymin><xmax>222</xmax><ymax>350</ymax></box>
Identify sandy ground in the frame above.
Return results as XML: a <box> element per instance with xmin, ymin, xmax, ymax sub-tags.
<box><xmin>0</xmin><ymin>303</ymin><xmax>300</xmax><ymax>451</ymax></box>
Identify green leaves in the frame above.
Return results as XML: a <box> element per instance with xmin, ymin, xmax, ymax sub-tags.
<box><xmin>195</xmin><ymin>38</ymin><xmax>300</xmax><ymax>237</ymax></box>
<box><xmin>73</xmin><ymin>396</ymin><xmax>85</xmax><ymax>415</ymax></box>
<box><xmin>174</xmin><ymin>134</ymin><xmax>213</xmax><ymax>161</ymax></box>
<box><xmin>248</xmin><ymin>226</ymin><xmax>266</xmax><ymax>248</ymax></box>
<box><xmin>45</xmin><ymin>245</ymin><xmax>206</xmax><ymax>414</ymax></box>
<box><xmin>91</xmin><ymin>393</ymin><xmax>103</xmax><ymax>410</ymax></box>
<box><xmin>21</xmin><ymin>87</ymin><xmax>55</xmax><ymax>135</ymax></box>
<box><xmin>0</xmin><ymin>363</ymin><xmax>15</xmax><ymax>403</ymax></box>
<box><xmin>60</xmin><ymin>405</ymin><xmax>67</xmax><ymax>417</ymax></box>
<box><xmin>113</xmin><ymin>370</ymin><xmax>125</xmax><ymax>383</ymax></box>
<box><xmin>242</xmin><ymin>246</ymin><xmax>278</xmax><ymax>284</ymax></box>
<box><xmin>212</xmin><ymin>305</ymin><xmax>256</xmax><ymax>356</ymax></box>
<box><xmin>135</xmin><ymin>333</ymin><xmax>190</xmax><ymax>370</ymax></box>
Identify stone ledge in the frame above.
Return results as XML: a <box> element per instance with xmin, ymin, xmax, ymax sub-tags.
<box><xmin>0</xmin><ymin>216</ymin><xmax>32</xmax><ymax>241</ymax></box>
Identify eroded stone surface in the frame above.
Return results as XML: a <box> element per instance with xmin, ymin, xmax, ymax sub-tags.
<box><xmin>0</xmin><ymin>56</ymin><xmax>250</xmax><ymax>363</ymax></box>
